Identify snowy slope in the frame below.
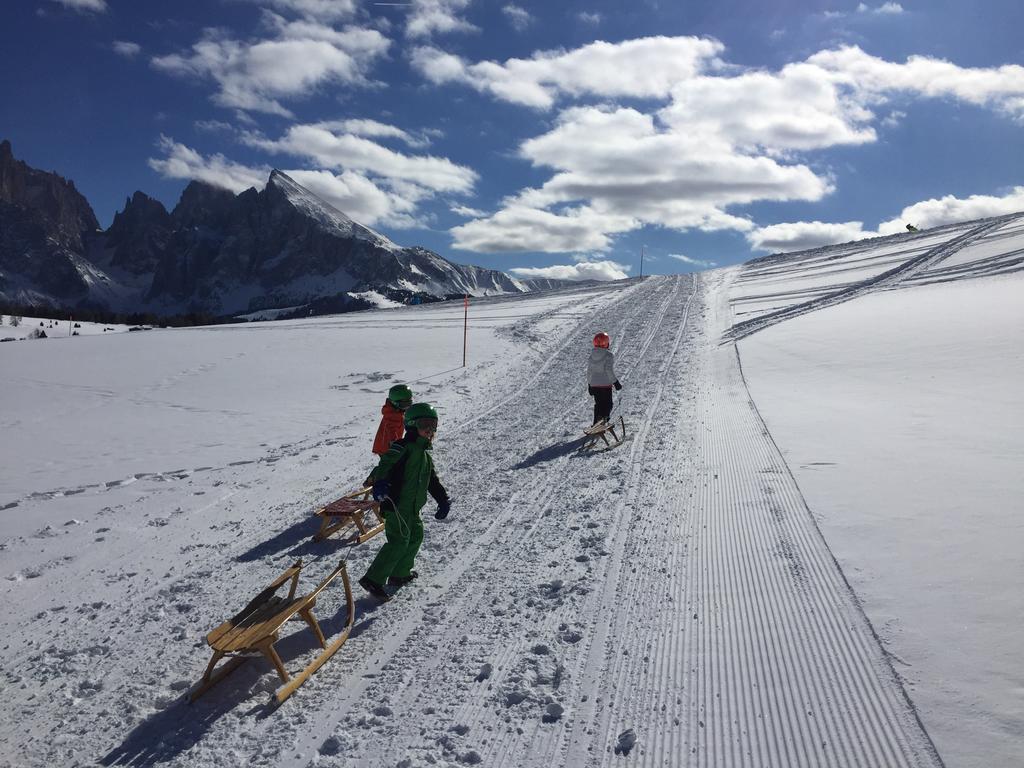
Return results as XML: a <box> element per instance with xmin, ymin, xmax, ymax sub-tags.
<box><xmin>4</xmin><ymin>211</ymin><xmax>1021</xmax><ymax>767</ymax></box>
<box><xmin>732</xmin><ymin>213</ymin><xmax>1024</xmax><ymax>768</ymax></box>
<box><xmin>0</xmin><ymin>315</ymin><xmax>130</xmax><ymax>341</ymax></box>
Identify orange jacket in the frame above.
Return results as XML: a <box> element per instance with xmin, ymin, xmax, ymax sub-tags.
<box><xmin>372</xmin><ymin>401</ymin><xmax>407</xmax><ymax>455</ymax></box>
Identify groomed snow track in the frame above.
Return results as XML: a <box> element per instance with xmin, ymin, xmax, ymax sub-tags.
<box><xmin>726</xmin><ymin>213</ymin><xmax>1019</xmax><ymax>342</ymax></box>
<box><xmin>81</xmin><ymin>274</ymin><xmax>944</xmax><ymax>767</ymax></box>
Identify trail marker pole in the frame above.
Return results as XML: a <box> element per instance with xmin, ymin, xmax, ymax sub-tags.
<box><xmin>463</xmin><ymin>294</ymin><xmax>469</xmax><ymax>367</ymax></box>
<box><xmin>639</xmin><ymin>245</ymin><xmax>645</xmax><ymax>279</ymax></box>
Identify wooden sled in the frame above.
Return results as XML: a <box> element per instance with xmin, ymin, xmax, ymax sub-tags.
<box><xmin>313</xmin><ymin>487</ymin><xmax>384</xmax><ymax>543</ymax></box>
<box><xmin>190</xmin><ymin>559</ymin><xmax>354</xmax><ymax>705</ymax></box>
<box><xmin>582</xmin><ymin>415</ymin><xmax>626</xmax><ymax>449</ymax></box>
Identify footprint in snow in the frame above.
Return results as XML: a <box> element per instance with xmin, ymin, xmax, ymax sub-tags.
<box><xmin>558</xmin><ymin>624</ymin><xmax>583</xmax><ymax>644</ymax></box>
<box><xmin>542</xmin><ymin>702</ymin><xmax>564</xmax><ymax>723</ymax></box>
<box><xmin>319</xmin><ymin>736</ymin><xmax>344</xmax><ymax>756</ymax></box>
<box><xmin>614</xmin><ymin>729</ymin><xmax>637</xmax><ymax>756</ymax></box>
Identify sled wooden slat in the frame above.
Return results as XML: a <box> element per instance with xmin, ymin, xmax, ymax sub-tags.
<box><xmin>313</xmin><ymin>487</ymin><xmax>385</xmax><ymax>543</ymax></box>
<box><xmin>190</xmin><ymin>559</ymin><xmax>354</xmax><ymax>705</ymax></box>
<box><xmin>582</xmin><ymin>415</ymin><xmax>627</xmax><ymax>449</ymax></box>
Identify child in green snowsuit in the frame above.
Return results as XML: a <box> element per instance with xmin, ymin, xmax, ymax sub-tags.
<box><xmin>359</xmin><ymin>402</ymin><xmax>450</xmax><ymax>601</ymax></box>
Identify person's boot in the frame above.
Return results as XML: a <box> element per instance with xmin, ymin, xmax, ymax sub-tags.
<box><xmin>387</xmin><ymin>570</ymin><xmax>418</xmax><ymax>587</ymax></box>
<box><xmin>359</xmin><ymin>575</ymin><xmax>391</xmax><ymax>602</ymax></box>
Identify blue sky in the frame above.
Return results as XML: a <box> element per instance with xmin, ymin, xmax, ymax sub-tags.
<box><xmin>2</xmin><ymin>0</ymin><xmax>1023</xmax><ymax>280</ymax></box>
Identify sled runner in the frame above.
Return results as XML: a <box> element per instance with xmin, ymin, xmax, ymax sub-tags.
<box><xmin>313</xmin><ymin>487</ymin><xmax>385</xmax><ymax>543</ymax></box>
<box><xmin>190</xmin><ymin>559</ymin><xmax>354</xmax><ymax>705</ymax></box>
<box><xmin>582</xmin><ymin>416</ymin><xmax>626</xmax><ymax>449</ymax></box>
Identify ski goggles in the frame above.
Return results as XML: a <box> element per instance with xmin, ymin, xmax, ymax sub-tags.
<box><xmin>393</xmin><ymin>398</ymin><xmax>413</xmax><ymax>410</ymax></box>
<box><xmin>414</xmin><ymin>418</ymin><xmax>438</xmax><ymax>436</ymax></box>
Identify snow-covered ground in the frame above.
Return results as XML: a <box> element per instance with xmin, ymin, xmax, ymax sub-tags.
<box><xmin>734</xmin><ymin>214</ymin><xmax>1024</xmax><ymax>768</ymax></box>
<box><xmin>1</xmin><ymin>217</ymin><xmax>1021</xmax><ymax>767</ymax></box>
<box><xmin>0</xmin><ymin>315</ymin><xmax>132</xmax><ymax>341</ymax></box>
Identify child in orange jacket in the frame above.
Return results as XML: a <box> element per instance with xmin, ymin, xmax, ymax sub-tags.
<box><xmin>373</xmin><ymin>384</ymin><xmax>413</xmax><ymax>456</ymax></box>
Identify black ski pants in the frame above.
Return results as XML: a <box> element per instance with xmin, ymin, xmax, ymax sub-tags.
<box><xmin>589</xmin><ymin>385</ymin><xmax>613</xmax><ymax>424</ymax></box>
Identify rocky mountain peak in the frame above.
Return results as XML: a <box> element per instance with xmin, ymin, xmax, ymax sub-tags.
<box><xmin>111</xmin><ymin>191</ymin><xmax>170</xmax><ymax>229</ymax></box>
<box><xmin>103</xmin><ymin>190</ymin><xmax>173</xmax><ymax>275</ymax></box>
<box><xmin>264</xmin><ymin>169</ymin><xmax>399</xmax><ymax>251</ymax></box>
<box><xmin>0</xmin><ymin>139</ymin><xmax>98</xmax><ymax>242</ymax></box>
<box><xmin>171</xmin><ymin>180</ymin><xmax>237</xmax><ymax>228</ymax></box>
<box><xmin>1</xmin><ymin>149</ymin><xmax>544</xmax><ymax>317</ymax></box>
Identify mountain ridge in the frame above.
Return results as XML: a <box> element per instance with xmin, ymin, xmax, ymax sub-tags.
<box><xmin>0</xmin><ymin>142</ymin><xmax>566</xmax><ymax>319</ymax></box>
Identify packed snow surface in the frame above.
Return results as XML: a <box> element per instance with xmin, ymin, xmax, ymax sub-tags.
<box><xmin>734</xmin><ymin>214</ymin><xmax>1024</xmax><ymax>768</ymax></box>
<box><xmin>1</xmin><ymin>216</ymin><xmax>1021</xmax><ymax>767</ymax></box>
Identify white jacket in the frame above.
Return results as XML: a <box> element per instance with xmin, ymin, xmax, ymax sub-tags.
<box><xmin>587</xmin><ymin>347</ymin><xmax>618</xmax><ymax>387</ymax></box>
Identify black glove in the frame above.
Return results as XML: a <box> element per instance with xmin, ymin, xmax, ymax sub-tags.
<box><xmin>435</xmin><ymin>499</ymin><xmax>451</xmax><ymax>520</ymax></box>
<box><xmin>613</xmin><ymin>380</ymin><xmax>622</xmax><ymax>391</ymax></box>
<box><xmin>371</xmin><ymin>479</ymin><xmax>390</xmax><ymax>501</ymax></box>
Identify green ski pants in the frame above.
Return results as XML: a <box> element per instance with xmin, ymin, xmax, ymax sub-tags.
<box><xmin>364</xmin><ymin>500</ymin><xmax>424</xmax><ymax>584</ymax></box>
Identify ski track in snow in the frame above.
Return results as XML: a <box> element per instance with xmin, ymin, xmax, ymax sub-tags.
<box><xmin>726</xmin><ymin>213</ymin><xmax>1022</xmax><ymax>342</ymax></box>
<box><xmin>1</xmin><ymin>270</ymin><xmax>950</xmax><ymax>767</ymax></box>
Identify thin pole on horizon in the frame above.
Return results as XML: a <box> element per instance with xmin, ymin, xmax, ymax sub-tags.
<box><xmin>639</xmin><ymin>245</ymin><xmax>645</xmax><ymax>279</ymax></box>
<box><xmin>462</xmin><ymin>294</ymin><xmax>469</xmax><ymax>367</ymax></box>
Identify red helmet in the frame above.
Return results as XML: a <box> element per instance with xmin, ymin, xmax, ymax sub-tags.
<box><xmin>593</xmin><ymin>332</ymin><xmax>610</xmax><ymax>348</ymax></box>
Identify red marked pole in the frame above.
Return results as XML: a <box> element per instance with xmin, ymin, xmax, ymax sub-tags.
<box><xmin>463</xmin><ymin>294</ymin><xmax>469</xmax><ymax>367</ymax></box>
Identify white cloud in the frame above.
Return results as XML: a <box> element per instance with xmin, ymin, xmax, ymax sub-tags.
<box><xmin>112</xmin><ymin>41</ymin><xmax>141</xmax><ymax>58</ymax></box>
<box><xmin>746</xmin><ymin>186</ymin><xmax>1024</xmax><ymax>252</ymax></box>
<box><xmin>148</xmin><ymin>136</ymin><xmax>270</xmax><ymax>192</ymax></box>
<box><xmin>518</xmin><ymin>106</ymin><xmax>828</xmax><ymax>211</ymax></box>
<box><xmin>52</xmin><ymin>0</ymin><xmax>106</xmax><ymax>12</ymax></box>
<box><xmin>313</xmin><ymin>118</ymin><xmax>433</xmax><ymax>148</ymax></box>
<box><xmin>452</xmin><ymin>204</ymin><xmax>635</xmax><ymax>253</ymax></box>
<box><xmin>509</xmin><ymin>260</ymin><xmax>629</xmax><ymax>281</ymax></box>
<box><xmin>151</xmin><ymin>19</ymin><xmax>390</xmax><ymax>116</ymax></box>
<box><xmin>746</xmin><ymin>220</ymin><xmax>868</xmax><ymax>252</ymax></box>
<box><xmin>502</xmin><ymin>4</ymin><xmax>532</xmax><ymax>32</ymax></box>
<box><xmin>286</xmin><ymin>169</ymin><xmax>424</xmax><ymax>228</ymax></box>
<box><xmin>411</xmin><ymin>36</ymin><xmax>724</xmax><ymax>109</ymax></box>
<box><xmin>194</xmin><ymin>119</ymin><xmax>235</xmax><ymax>133</ymax></box>
<box><xmin>451</xmin><ymin>104</ymin><xmax>820</xmax><ymax>252</ymax></box>
<box><xmin>809</xmin><ymin>46</ymin><xmax>1024</xmax><ymax>121</ymax></box>
<box><xmin>668</xmin><ymin>254</ymin><xmax>717</xmax><ymax>268</ymax></box>
<box><xmin>877</xmin><ymin>187</ymin><xmax>1024</xmax><ymax>234</ymax></box>
<box><xmin>577</xmin><ymin>11</ymin><xmax>601</xmax><ymax>25</ymax></box>
<box><xmin>416</xmin><ymin>36</ymin><xmax>1024</xmax><ymax>256</ymax></box>
<box><xmin>881</xmin><ymin>109</ymin><xmax>906</xmax><ymax>128</ymax></box>
<box><xmin>244</xmin><ymin>0</ymin><xmax>359</xmax><ymax>20</ymax></box>
<box><xmin>406</xmin><ymin>0</ymin><xmax>477</xmax><ymax>39</ymax></box>
<box><xmin>147</xmin><ymin>137</ymin><xmax>428</xmax><ymax>228</ymax></box>
<box><xmin>451</xmin><ymin>203</ymin><xmax>486</xmax><ymax>217</ymax></box>
<box><xmin>858</xmin><ymin>2</ymin><xmax>904</xmax><ymax>14</ymax></box>
<box><xmin>660</xmin><ymin>62</ymin><xmax>877</xmax><ymax>151</ymax></box>
<box><xmin>243</xmin><ymin>123</ymin><xmax>476</xmax><ymax>193</ymax></box>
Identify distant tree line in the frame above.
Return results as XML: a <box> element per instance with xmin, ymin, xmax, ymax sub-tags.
<box><xmin>0</xmin><ymin>299</ymin><xmax>233</xmax><ymax>328</ymax></box>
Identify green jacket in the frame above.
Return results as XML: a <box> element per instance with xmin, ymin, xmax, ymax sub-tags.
<box><xmin>369</xmin><ymin>433</ymin><xmax>448</xmax><ymax>516</ymax></box>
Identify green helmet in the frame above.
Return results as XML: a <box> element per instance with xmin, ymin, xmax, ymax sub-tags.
<box><xmin>403</xmin><ymin>402</ymin><xmax>438</xmax><ymax>427</ymax></box>
<box><xmin>388</xmin><ymin>384</ymin><xmax>413</xmax><ymax>409</ymax></box>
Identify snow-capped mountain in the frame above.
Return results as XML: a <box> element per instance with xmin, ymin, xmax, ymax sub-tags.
<box><xmin>0</xmin><ymin>142</ymin><xmax>555</xmax><ymax>318</ymax></box>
